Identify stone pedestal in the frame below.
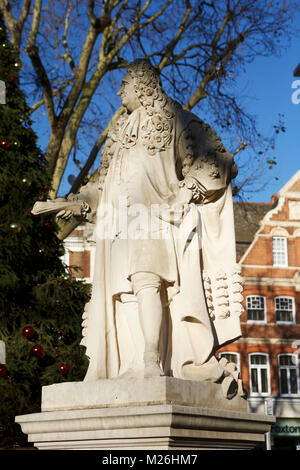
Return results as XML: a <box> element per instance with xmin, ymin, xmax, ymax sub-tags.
<box><xmin>16</xmin><ymin>377</ymin><xmax>275</xmax><ymax>450</ymax></box>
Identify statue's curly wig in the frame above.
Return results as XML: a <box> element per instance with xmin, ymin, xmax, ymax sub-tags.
<box><xmin>125</xmin><ymin>59</ymin><xmax>180</xmax><ymax>155</ymax></box>
<box><xmin>98</xmin><ymin>59</ymin><xmax>181</xmax><ymax>189</ymax></box>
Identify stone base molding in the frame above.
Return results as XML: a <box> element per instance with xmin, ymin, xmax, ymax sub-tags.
<box><xmin>16</xmin><ymin>377</ymin><xmax>274</xmax><ymax>450</ymax></box>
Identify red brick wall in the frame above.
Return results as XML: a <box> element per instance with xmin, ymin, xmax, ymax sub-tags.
<box><xmin>69</xmin><ymin>250</ymin><xmax>91</xmax><ymax>278</ymax></box>
<box><xmin>241</xmin><ymin>287</ymin><xmax>300</xmax><ymax>324</ymax></box>
<box><xmin>270</xmin><ymin>199</ymin><xmax>289</xmax><ymax>222</ymax></box>
<box><xmin>219</xmin><ymin>341</ymin><xmax>300</xmax><ymax>396</ymax></box>
<box><xmin>220</xmin><ymin>189</ymin><xmax>300</xmax><ymax>397</ymax></box>
<box><xmin>294</xmin><ymin>237</ymin><xmax>300</xmax><ymax>266</ymax></box>
<box><xmin>243</xmin><ymin>236</ymin><xmax>270</xmax><ymax>265</ymax></box>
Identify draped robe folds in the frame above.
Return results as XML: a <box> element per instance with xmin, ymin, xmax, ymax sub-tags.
<box><xmin>80</xmin><ymin>106</ymin><xmax>243</xmax><ymax>382</ymax></box>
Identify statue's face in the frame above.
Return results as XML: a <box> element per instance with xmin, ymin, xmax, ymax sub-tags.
<box><xmin>117</xmin><ymin>76</ymin><xmax>140</xmax><ymax>112</ymax></box>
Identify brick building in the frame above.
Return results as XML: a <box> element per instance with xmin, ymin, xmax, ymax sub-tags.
<box><xmin>63</xmin><ymin>170</ymin><xmax>300</xmax><ymax>449</ymax></box>
<box><xmin>62</xmin><ymin>223</ymin><xmax>96</xmax><ymax>284</ymax></box>
<box><xmin>220</xmin><ymin>170</ymin><xmax>300</xmax><ymax>449</ymax></box>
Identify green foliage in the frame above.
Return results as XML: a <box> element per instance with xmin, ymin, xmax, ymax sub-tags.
<box><xmin>0</xmin><ymin>15</ymin><xmax>89</xmax><ymax>448</ymax></box>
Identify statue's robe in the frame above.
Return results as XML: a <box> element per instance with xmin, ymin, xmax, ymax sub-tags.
<box><xmin>80</xmin><ymin>105</ymin><xmax>243</xmax><ymax>381</ymax></box>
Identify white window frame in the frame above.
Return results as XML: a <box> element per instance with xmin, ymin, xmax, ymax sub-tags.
<box><xmin>272</xmin><ymin>236</ymin><xmax>288</xmax><ymax>267</ymax></box>
<box><xmin>275</xmin><ymin>296</ymin><xmax>296</xmax><ymax>325</ymax></box>
<box><xmin>278</xmin><ymin>354</ymin><xmax>300</xmax><ymax>397</ymax></box>
<box><xmin>246</xmin><ymin>295</ymin><xmax>267</xmax><ymax>324</ymax></box>
<box><xmin>249</xmin><ymin>353</ymin><xmax>271</xmax><ymax>397</ymax></box>
<box><xmin>218</xmin><ymin>351</ymin><xmax>241</xmax><ymax>373</ymax></box>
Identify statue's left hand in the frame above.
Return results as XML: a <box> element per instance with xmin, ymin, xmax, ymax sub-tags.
<box><xmin>175</xmin><ymin>184</ymin><xmax>193</xmax><ymax>204</ymax></box>
<box><xmin>56</xmin><ymin>208</ymin><xmax>73</xmax><ymax>220</ymax></box>
<box><xmin>55</xmin><ymin>193</ymin><xmax>87</xmax><ymax>221</ymax></box>
<box><xmin>167</xmin><ymin>184</ymin><xmax>193</xmax><ymax>206</ymax></box>
<box><xmin>157</xmin><ymin>185</ymin><xmax>192</xmax><ymax>224</ymax></box>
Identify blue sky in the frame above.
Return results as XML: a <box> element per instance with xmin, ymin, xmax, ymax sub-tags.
<box><xmin>235</xmin><ymin>21</ymin><xmax>300</xmax><ymax>202</ymax></box>
<box><xmin>61</xmin><ymin>33</ymin><xmax>299</xmax><ymax>203</ymax></box>
<box><xmin>32</xmin><ymin>8</ymin><xmax>300</xmax><ymax>204</ymax></box>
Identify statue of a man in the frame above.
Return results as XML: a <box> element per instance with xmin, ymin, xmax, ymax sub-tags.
<box><xmin>54</xmin><ymin>59</ymin><xmax>244</xmax><ymax>398</ymax></box>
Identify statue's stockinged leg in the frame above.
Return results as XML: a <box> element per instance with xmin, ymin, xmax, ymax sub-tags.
<box><xmin>131</xmin><ymin>272</ymin><xmax>164</xmax><ymax>378</ymax></box>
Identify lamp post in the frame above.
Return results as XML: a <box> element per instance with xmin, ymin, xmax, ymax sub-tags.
<box><xmin>265</xmin><ymin>397</ymin><xmax>275</xmax><ymax>450</ymax></box>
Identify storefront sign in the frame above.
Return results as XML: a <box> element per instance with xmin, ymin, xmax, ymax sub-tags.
<box><xmin>272</xmin><ymin>420</ymin><xmax>300</xmax><ymax>436</ymax></box>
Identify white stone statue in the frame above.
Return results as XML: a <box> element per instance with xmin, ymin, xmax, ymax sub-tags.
<box><xmin>32</xmin><ymin>59</ymin><xmax>244</xmax><ymax>399</ymax></box>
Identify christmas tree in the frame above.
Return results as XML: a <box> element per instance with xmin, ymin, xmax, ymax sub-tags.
<box><xmin>0</xmin><ymin>15</ymin><xmax>90</xmax><ymax>448</ymax></box>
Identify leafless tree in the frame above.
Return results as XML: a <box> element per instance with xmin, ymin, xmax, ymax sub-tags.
<box><xmin>0</xmin><ymin>0</ymin><xmax>298</xmax><ymax>237</ymax></box>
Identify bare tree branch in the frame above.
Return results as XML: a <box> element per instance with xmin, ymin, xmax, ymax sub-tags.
<box><xmin>183</xmin><ymin>33</ymin><xmax>244</xmax><ymax>111</ymax></box>
<box><xmin>158</xmin><ymin>1</ymin><xmax>192</xmax><ymax>71</ymax></box>
<box><xmin>61</xmin><ymin>0</ymin><xmax>76</xmax><ymax>72</ymax></box>
<box><xmin>1</xmin><ymin>0</ymin><xmax>298</xmax><ymax>229</ymax></box>
<box><xmin>88</xmin><ymin>0</ymin><xmax>111</xmax><ymax>31</ymax></box>
<box><xmin>50</xmin><ymin>0</ymin><xmax>174</xmax><ymax>197</ymax></box>
<box><xmin>232</xmin><ymin>141</ymin><xmax>247</xmax><ymax>157</ymax></box>
<box><xmin>139</xmin><ymin>0</ymin><xmax>173</xmax><ymax>29</ymax></box>
<box><xmin>25</xmin><ymin>0</ymin><xmax>56</xmax><ymax>128</ymax></box>
<box><xmin>28</xmin><ymin>78</ymin><xmax>74</xmax><ymax>114</ymax></box>
<box><xmin>69</xmin><ymin>106</ymin><xmax>125</xmax><ymax>194</ymax></box>
<box><xmin>26</xmin><ymin>0</ymin><xmax>41</xmax><ymax>46</ymax></box>
<box><xmin>0</xmin><ymin>0</ymin><xmax>31</xmax><ymax>51</ymax></box>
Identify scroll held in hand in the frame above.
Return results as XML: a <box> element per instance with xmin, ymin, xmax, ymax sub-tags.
<box><xmin>31</xmin><ymin>198</ymin><xmax>90</xmax><ymax>219</ymax></box>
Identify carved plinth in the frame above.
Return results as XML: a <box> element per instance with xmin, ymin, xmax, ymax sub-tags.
<box><xmin>16</xmin><ymin>377</ymin><xmax>274</xmax><ymax>450</ymax></box>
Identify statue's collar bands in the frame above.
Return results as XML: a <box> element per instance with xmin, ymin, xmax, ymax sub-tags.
<box><xmin>119</xmin><ymin>107</ymin><xmax>174</xmax><ymax>156</ymax></box>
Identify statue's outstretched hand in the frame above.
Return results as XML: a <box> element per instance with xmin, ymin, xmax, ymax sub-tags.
<box><xmin>55</xmin><ymin>196</ymin><xmax>75</xmax><ymax>220</ymax></box>
<box><xmin>56</xmin><ymin>208</ymin><xmax>74</xmax><ymax>220</ymax></box>
<box><xmin>55</xmin><ymin>194</ymin><xmax>89</xmax><ymax>221</ymax></box>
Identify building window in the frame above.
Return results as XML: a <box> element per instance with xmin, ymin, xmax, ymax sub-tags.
<box><xmin>246</xmin><ymin>295</ymin><xmax>266</xmax><ymax>323</ymax></box>
<box><xmin>249</xmin><ymin>354</ymin><xmax>270</xmax><ymax>396</ymax></box>
<box><xmin>278</xmin><ymin>355</ymin><xmax>299</xmax><ymax>396</ymax></box>
<box><xmin>275</xmin><ymin>296</ymin><xmax>295</xmax><ymax>324</ymax></box>
<box><xmin>218</xmin><ymin>352</ymin><xmax>240</xmax><ymax>373</ymax></box>
<box><xmin>272</xmin><ymin>236</ymin><xmax>288</xmax><ymax>267</ymax></box>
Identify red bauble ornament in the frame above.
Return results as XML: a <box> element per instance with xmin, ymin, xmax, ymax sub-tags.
<box><xmin>0</xmin><ymin>364</ymin><xmax>7</xmax><ymax>377</ymax></box>
<box><xmin>59</xmin><ymin>363</ymin><xmax>70</xmax><ymax>376</ymax></box>
<box><xmin>22</xmin><ymin>325</ymin><xmax>36</xmax><ymax>339</ymax></box>
<box><xmin>31</xmin><ymin>344</ymin><xmax>44</xmax><ymax>358</ymax></box>
<box><xmin>0</xmin><ymin>139</ymin><xmax>10</xmax><ymax>149</ymax></box>
<box><xmin>43</xmin><ymin>186</ymin><xmax>49</xmax><ymax>192</ymax></box>
<box><xmin>44</xmin><ymin>221</ymin><xmax>52</xmax><ymax>229</ymax></box>
<box><xmin>10</xmin><ymin>76</ymin><xmax>18</xmax><ymax>85</ymax></box>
